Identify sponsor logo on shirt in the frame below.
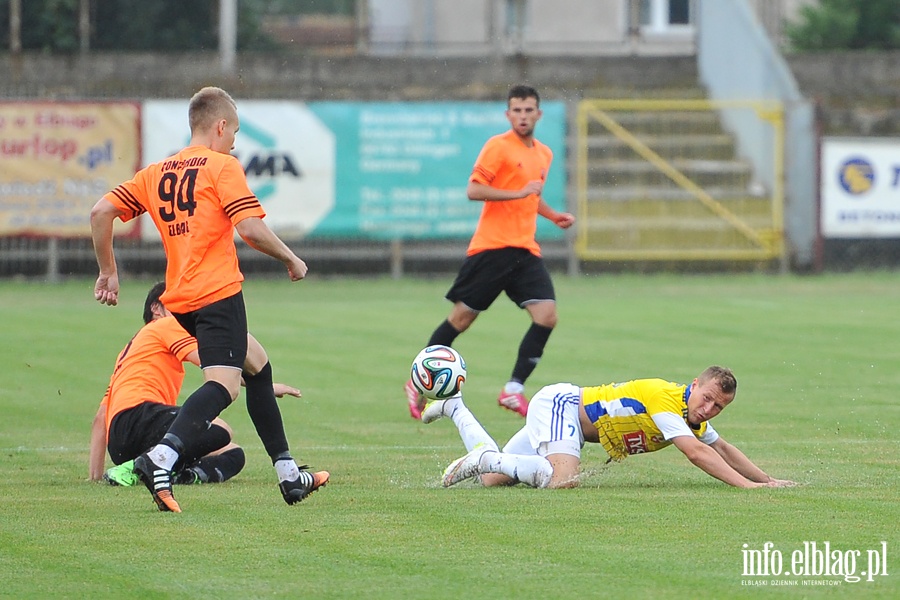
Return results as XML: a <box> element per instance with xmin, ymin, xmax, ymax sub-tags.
<box><xmin>622</xmin><ymin>430</ymin><xmax>648</xmax><ymax>454</ymax></box>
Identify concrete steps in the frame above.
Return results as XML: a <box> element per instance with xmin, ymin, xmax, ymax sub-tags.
<box><xmin>578</xmin><ymin>91</ymin><xmax>778</xmax><ymax>259</ymax></box>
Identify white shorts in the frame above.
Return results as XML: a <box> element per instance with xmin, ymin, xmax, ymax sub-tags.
<box><xmin>502</xmin><ymin>383</ymin><xmax>584</xmax><ymax>458</ymax></box>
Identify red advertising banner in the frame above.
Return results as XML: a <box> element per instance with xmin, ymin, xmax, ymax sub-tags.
<box><xmin>0</xmin><ymin>102</ymin><xmax>140</xmax><ymax>236</ymax></box>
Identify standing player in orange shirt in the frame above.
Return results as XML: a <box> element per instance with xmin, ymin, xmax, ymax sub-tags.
<box><xmin>91</xmin><ymin>87</ymin><xmax>328</xmax><ymax>512</ymax></box>
<box><xmin>405</xmin><ymin>85</ymin><xmax>575</xmax><ymax>420</ymax></box>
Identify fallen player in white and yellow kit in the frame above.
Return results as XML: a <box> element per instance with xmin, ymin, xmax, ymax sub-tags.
<box><xmin>424</xmin><ymin>365</ymin><xmax>796</xmax><ymax>489</ymax></box>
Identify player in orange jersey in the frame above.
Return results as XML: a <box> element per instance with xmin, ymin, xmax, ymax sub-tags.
<box><xmin>88</xmin><ymin>282</ymin><xmax>301</xmax><ymax>488</ymax></box>
<box><xmin>91</xmin><ymin>87</ymin><xmax>328</xmax><ymax>512</ymax></box>
<box><xmin>405</xmin><ymin>85</ymin><xmax>575</xmax><ymax>420</ymax></box>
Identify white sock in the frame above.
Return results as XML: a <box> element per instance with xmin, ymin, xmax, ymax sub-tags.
<box><xmin>480</xmin><ymin>452</ymin><xmax>553</xmax><ymax>488</ymax></box>
<box><xmin>147</xmin><ymin>444</ymin><xmax>179</xmax><ymax>472</ymax></box>
<box><xmin>449</xmin><ymin>396</ymin><xmax>499</xmax><ymax>453</ymax></box>
<box><xmin>275</xmin><ymin>458</ymin><xmax>300</xmax><ymax>483</ymax></box>
<box><xmin>441</xmin><ymin>394</ymin><xmax>462</xmax><ymax>419</ymax></box>
<box><xmin>504</xmin><ymin>381</ymin><xmax>525</xmax><ymax>394</ymax></box>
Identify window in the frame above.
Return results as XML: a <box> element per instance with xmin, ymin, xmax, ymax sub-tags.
<box><xmin>669</xmin><ymin>0</ymin><xmax>690</xmax><ymax>25</ymax></box>
<box><xmin>505</xmin><ymin>0</ymin><xmax>528</xmax><ymax>37</ymax></box>
<box><xmin>640</xmin><ymin>0</ymin><xmax>692</xmax><ymax>32</ymax></box>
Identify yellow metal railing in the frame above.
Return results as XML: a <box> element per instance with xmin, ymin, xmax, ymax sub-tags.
<box><xmin>575</xmin><ymin>99</ymin><xmax>785</xmax><ymax>263</ymax></box>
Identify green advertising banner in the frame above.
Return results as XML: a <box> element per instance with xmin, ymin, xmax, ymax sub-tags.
<box><xmin>308</xmin><ymin>101</ymin><xmax>566</xmax><ymax>240</ymax></box>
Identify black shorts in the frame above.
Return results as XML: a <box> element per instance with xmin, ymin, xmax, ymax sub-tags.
<box><xmin>445</xmin><ymin>247</ymin><xmax>555</xmax><ymax>312</ymax></box>
<box><xmin>107</xmin><ymin>402</ymin><xmax>180</xmax><ymax>465</ymax></box>
<box><xmin>172</xmin><ymin>291</ymin><xmax>248</xmax><ymax>370</ymax></box>
<box><xmin>107</xmin><ymin>402</ymin><xmax>230</xmax><ymax>467</ymax></box>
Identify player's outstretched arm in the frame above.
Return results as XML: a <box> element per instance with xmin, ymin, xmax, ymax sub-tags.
<box><xmin>466</xmin><ymin>180</ymin><xmax>542</xmax><ymax>202</ymax></box>
<box><xmin>710</xmin><ymin>437</ymin><xmax>797</xmax><ymax>487</ymax></box>
<box><xmin>235</xmin><ymin>217</ymin><xmax>307</xmax><ymax>281</ymax></box>
<box><xmin>242</xmin><ymin>333</ymin><xmax>300</xmax><ymax>398</ymax></box>
<box><xmin>90</xmin><ymin>199</ymin><xmax>125</xmax><ymax>306</ymax></box>
<box><xmin>88</xmin><ymin>401</ymin><xmax>108</xmax><ymax>481</ymax></box>
<box><xmin>672</xmin><ymin>435</ymin><xmax>768</xmax><ymax>488</ymax></box>
<box><xmin>273</xmin><ymin>383</ymin><xmax>301</xmax><ymax>398</ymax></box>
<box><xmin>537</xmin><ymin>198</ymin><xmax>575</xmax><ymax>229</ymax></box>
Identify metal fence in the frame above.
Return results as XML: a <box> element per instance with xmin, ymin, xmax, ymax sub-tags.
<box><xmin>0</xmin><ymin>235</ymin><xmax>575</xmax><ymax>281</ymax></box>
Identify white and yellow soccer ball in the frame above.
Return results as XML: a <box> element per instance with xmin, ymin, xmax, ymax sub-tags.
<box><xmin>410</xmin><ymin>345</ymin><xmax>467</xmax><ymax>400</ymax></box>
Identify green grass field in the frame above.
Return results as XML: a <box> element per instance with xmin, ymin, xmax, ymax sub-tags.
<box><xmin>1</xmin><ymin>273</ymin><xmax>897</xmax><ymax>599</ymax></box>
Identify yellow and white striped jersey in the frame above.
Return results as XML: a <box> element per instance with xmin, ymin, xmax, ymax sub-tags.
<box><xmin>581</xmin><ymin>378</ymin><xmax>718</xmax><ymax>461</ymax></box>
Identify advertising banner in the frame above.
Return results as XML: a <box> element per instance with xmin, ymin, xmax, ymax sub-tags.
<box><xmin>309</xmin><ymin>101</ymin><xmax>567</xmax><ymax>240</ymax></box>
<box><xmin>0</xmin><ymin>102</ymin><xmax>140</xmax><ymax>236</ymax></box>
<box><xmin>821</xmin><ymin>137</ymin><xmax>900</xmax><ymax>238</ymax></box>
<box><xmin>142</xmin><ymin>100</ymin><xmax>335</xmax><ymax>241</ymax></box>
<box><xmin>141</xmin><ymin>100</ymin><xmax>566</xmax><ymax>241</ymax></box>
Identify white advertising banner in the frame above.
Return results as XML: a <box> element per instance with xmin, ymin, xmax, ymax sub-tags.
<box><xmin>821</xmin><ymin>137</ymin><xmax>900</xmax><ymax>238</ymax></box>
<box><xmin>141</xmin><ymin>100</ymin><xmax>335</xmax><ymax>240</ymax></box>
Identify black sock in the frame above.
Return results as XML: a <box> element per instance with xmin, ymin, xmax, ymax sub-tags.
<box><xmin>180</xmin><ymin>423</ymin><xmax>231</xmax><ymax>465</ymax></box>
<box><xmin>187</xmin><ymin>447</ymin><xmax>246</xmax><ymax>483</ymax></box>
<box><xmin>163</xmin><ymin>381</ymin><xmax>232</xmax><ymax>457</ymax></box>
<box><xmin>244</xmin><ymin>362</ymin><xmax>290</xmax><ymax>460</ymax></box>
<box><xmin>427</xmin><ymin>320</ymin><xmax>461</xmax><ymax>347</ymax></box>
<box><xmin>511</xmin><ymin>323</ymin><xmax>554</xmax><ymax>384</ymax></box>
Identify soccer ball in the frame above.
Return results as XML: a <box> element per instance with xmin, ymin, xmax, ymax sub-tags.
<box><xmin>410</xmin><ymin>345</ymin><xmax>467</xmax><ymax>400</ymax></box>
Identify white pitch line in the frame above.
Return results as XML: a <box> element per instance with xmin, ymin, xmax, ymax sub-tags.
<box><xmin>1</xmin><ymin>439</ymin><xmax>894</xmax><ymax>456</ymax></box>
<box><xmin>0</xmin><ymin>444</ymin><xmax>463</xmax><ymax>453</ymax></box>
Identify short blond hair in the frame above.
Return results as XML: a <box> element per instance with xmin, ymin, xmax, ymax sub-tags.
<box><xmin>698</xmin><ymin>365</ymin><xmax>737</xmax><ymax>395</ymax></box>
<box><xmin>188</xmin><ymin>86</ymin><xmax>237</xmax><ymax>133</ymax></box>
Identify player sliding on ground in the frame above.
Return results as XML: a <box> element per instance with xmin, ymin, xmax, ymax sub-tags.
<box><xmin>423</xmin><ymin>365</ymin><xmax>797</xmax><ymax>489</ymax></box>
